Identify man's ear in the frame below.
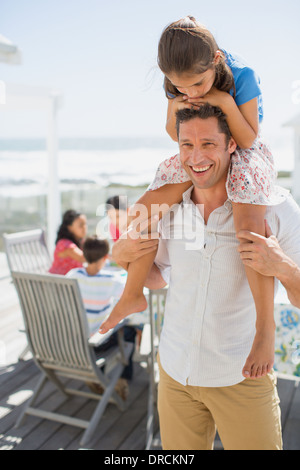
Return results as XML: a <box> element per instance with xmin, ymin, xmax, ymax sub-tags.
<box><xmin>228</xmin><ymin>137</ymin><xmax>237</xmax><ymax>154</ymax></box>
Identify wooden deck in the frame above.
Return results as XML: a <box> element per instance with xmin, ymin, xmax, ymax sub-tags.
<box><xmin>0</xmin><ymin>253</ymin><xmax>300</xmax><ymax>450</ymax></box>
<box><xmin>0</xmin><ymin>358</ymin><xmax>151</xmax><ymax>450</ymax></box>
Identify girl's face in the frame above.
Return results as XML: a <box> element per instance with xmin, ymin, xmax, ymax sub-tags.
<box><xmin>68</xmin><ymin>214</ymin><xmax>87</xmax><ymax>240</ymax></box>
<box><xmin>167</xmin><ymin>67</ymin><xmax>216</xmax><ymax>100</ymax></box>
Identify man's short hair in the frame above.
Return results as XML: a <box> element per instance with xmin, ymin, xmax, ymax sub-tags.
<box><xmin>176</xmin><ymin>103</ymin><xmax>232</xmax><ymax>146</ymax></box>
<box><xmin>83</xmin><ymin>236</ymin><xmax>109</xmax><ymax>264</ymax></box>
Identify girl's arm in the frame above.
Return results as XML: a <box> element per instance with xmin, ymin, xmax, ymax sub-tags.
<box><xmin>188</xmin><ymin>88</ymin><xmax>259</xmax><ymax>149</ymax></box>
<box><xmin>58</xmin><ymin>245</ymin><xmax>85</xmax><ymax>263</ymax></box>
<box><xmin>220</xmin><ymin>93</ymin><xmax>259</xmax><ymax>149</ymax></box>
<box><xmin>166</xmin><ymin>95</ymin><xmax>194</xmax><ymax>142</ymax></box>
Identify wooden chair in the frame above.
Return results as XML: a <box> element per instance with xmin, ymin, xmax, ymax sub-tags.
<box><xmin>11</xmin><ymin>271</ymin><xmax>133</xmax><ymax>447</ymax></box>
<box><xmin>144</xmin><ymin>288</ymin><xmax>168</xmax><ymax>450</ymax></box>
<box><xmin>3</xmin><ymin>229</ymin><xmax>52</xmax><ymax>359</ymax></box>
<box><xmin>3</xmin><ymin>229</ymin><xmax>51</xmax><ymax>274</ymax></box>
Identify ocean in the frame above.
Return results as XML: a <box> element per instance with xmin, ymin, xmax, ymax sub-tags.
<box><xmin>0</xmin><ymin>137</ymin><xmax>178</xmax><ymax>250</ymax></box>
<box><xmin>0</xmin><ymin>137</ymin><xmax>179</xmax><ymax>194</ymax></box>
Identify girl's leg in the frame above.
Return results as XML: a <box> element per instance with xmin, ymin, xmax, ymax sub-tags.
<box><xmin>232</xmin><ymin>203</ymin><xmax>275</xmax><ymax>379</ymax></box>
<box><xmin>99</xmin><ymin>182</ymin><xmax>192</xmax><ymax>334</ymax></box>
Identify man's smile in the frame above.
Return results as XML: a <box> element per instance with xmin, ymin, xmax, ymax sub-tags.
<box><xmin>190</xmin><ymin>164</ymin><xmax>213</xmax><ymax>175</ymax></box>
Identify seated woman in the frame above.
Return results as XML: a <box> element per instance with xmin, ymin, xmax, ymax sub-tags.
<box><xmin>49</xmin><ymin>209</ymin><xmax>87</xmax><ymax>275</ymax></box>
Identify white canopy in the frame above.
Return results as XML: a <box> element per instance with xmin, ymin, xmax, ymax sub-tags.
<box><xmin>0</xmin><ymin>34</ymin><xmax>22</xmax><ymax>65</ymax></box>
<box><xmin>0</xmin><ymin>82</ymin><xmax>63</xmax><ymax>252</ymax></box>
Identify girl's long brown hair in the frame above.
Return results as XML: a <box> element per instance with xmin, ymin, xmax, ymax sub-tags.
<box><xmin>158</xmin><ymin>16</ymin><xmax>235</xmax><ymax>99</ymax></box>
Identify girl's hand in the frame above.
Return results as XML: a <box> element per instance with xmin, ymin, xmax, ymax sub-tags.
<box><xmin>166</xmin><ymin>94</ymin><xmax>203</xmax><ymax>141</ymax></box>
<box><xmin>111</xmin><ymin>216</ymin><xmax>160</xmax><ymax>269</ymax></box>
<box><xmin>187</xmin><ymin>87</ymin><xmax>229</xmax><ymax>109</ymax></box>
<box><xmin>172</xmin><ymin>94</ymin><xmax>201</xmax><ymax>111</ymax></box>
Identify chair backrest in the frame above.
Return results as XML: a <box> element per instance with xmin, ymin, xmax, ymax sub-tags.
<box><xmin>3</xmin><ymin>229</ymin><xmax>51</xmax><ymax>274</ymax></box>
<box><xmin>11</xmin><ymin>271</ymin><xmax>96</xmax><ymax>379</ymax></box>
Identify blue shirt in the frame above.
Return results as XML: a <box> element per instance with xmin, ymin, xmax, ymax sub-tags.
<box><xmin>222</xmin><ymin>49</ymin><xmax>263</xmax><ymax>122</ymax></box>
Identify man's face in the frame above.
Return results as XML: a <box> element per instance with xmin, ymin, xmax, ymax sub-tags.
<box><xmin>179</xmin><ymin>116</ymin><xmax>236</xmax><ymax>191</ymax></box>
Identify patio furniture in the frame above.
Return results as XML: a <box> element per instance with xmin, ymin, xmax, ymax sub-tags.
<box><xmin>3</xmin><ymin>229</ymin><xmax>51</xmax><ymax>359</ymax></box>
<box><xmin>144</xmin><ymin>287</ymin><xmax>168</xmax><ymax>450</ymax></box>
<box><xmin>3</xmin><ymin>229</ymin><xmax>51</xmax><ymax>274</ymax></box>
<box><xmin>11</xmin><ymin>271</ymin><xmax>133</xmax><ymax>447</ymax></box>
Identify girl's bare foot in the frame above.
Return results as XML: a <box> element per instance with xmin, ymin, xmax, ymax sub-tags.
<box><xmin>242</xmin><ymin>326</ymin><xmax>275</xmax><ymax>379</ymax></box>
<box><xmin>99</xmin><ymin>293</ymin><xmax>148</xmax><ymax>334</ymax></box>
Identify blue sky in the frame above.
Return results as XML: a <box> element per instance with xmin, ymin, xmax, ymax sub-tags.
<box><xmin>0</xmin><ymin>0</ymin><xmax>300</xmax><ymax>167</ymax></box>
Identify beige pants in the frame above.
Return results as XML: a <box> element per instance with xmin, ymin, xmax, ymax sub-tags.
<box><xmin>157</xmin><ymin>356</ymin><xmax>282</xmax><ymax>450</ymax></box>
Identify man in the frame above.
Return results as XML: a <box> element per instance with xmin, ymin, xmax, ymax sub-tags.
<box><xmin>112</xmin><ymin>104</ymin><xmax>300</xmax><ymax>450</ymax></box>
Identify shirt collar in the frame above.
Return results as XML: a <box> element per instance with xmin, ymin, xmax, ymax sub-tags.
<box><xmin>182</xmin><ymin>185</ymin><xmax>233</xmax><ymax>213</ymax></box>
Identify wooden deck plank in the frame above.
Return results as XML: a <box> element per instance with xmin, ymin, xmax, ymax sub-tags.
<box><xmin>64</xmin><ymin>365</ymin><xmax>149</xmax><ymax>450</ymax></box>
<box><xmin>119</xmin><ymin>414</ymin><xmax>148</xmax><ymax>450</ymax></box>
<box><xmin>93</xmin><ymin>387</ymin><xmax>148</xmax><ymax>450</ymax></box>
<box><xmin>0</xmin><ymin>376</ymin><xmax>70</xmax><ymax>449</ymax></box>
<box><xmin>277</xmin><ymin>378</ymin><xmax>298</xmax><ymax>429</ymax></box>
<box><xmin>282</xmin><ymin>382</ymin><xmax>300</xmax><ymax>450</ymax></box>
<box><xmin>0</xmin><ymin>360</ymin><xmax>149</xmax><ymax>450</ymax></box>
<box><xmin>0</xmin><ymin>371</ymin><xmax>41</xmax><ymax>436</ymax></box>
<box><xmin>14</xmin><ymin>382</ymin><xmax>89</xmax><ymax>450</ymax></box>
<box><xmin>0</xmin><ymin>361</ymin><xmax>38</xmax><ymax>397</ymax></box>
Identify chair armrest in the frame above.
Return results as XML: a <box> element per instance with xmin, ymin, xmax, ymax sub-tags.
<box><xmin>88</xmin><ymin>319</ymin><xmax>129</xmax><ymax>348</ymax></box>
<box><xmin>139</xmin><ymin>323</ymin><xmax>151</xmax><ymax>356</ymax></box>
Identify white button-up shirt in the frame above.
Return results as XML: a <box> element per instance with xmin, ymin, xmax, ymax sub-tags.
<box><xmin>155</xmin><ymin>186</ymin><xmax>300</xmax><ymax>387</ymax></box>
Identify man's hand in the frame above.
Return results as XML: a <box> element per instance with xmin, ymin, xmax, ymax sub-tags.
<box><xmin>237</xmin><ymin>221</ymin><xmax>300</xmax><ymax>308</ymax></box>
<box><xmin>111</xmin><ymin>215</ymin><xmax>160</xmax><ymax>270</ymax></box>
<box><xmin>237</xmin><ymin>221</ymin><xmax>292</xmax><ymax>278</ymax></box>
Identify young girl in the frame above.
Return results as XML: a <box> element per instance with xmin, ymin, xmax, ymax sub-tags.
<box><xmin>100</xmin><ymin>16</ymin><xmax>285</xmax><ymax>379</ymax></box>
<box><xmin>49</xmin><ymin>209</ymin><xmax>87</xmax><ymax>275</ymax></box>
